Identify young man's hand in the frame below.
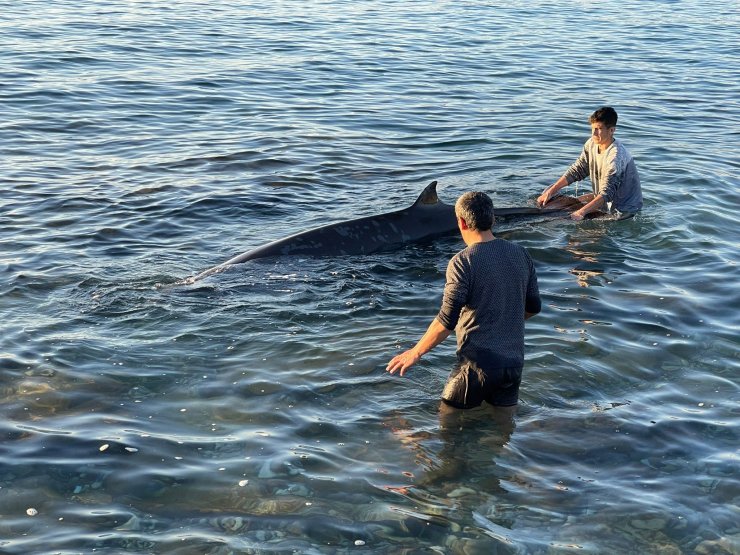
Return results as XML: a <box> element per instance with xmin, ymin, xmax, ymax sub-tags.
<box><xmin>536</xmin><ymin>189</ymin><xmax>552</xmax><ymax>207</ymax></box>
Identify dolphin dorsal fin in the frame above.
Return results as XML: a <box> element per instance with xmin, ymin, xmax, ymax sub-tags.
<box><xmin>413</xmin><ymin>181</ymin><xmax>439</xmax><ymax>206</ymax></box>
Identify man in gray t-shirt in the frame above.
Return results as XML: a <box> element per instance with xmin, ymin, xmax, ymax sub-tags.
<box><xmin>386</xmin><ymin>191</ymin><xmax>540</xmax><ymax>413</ymax></box>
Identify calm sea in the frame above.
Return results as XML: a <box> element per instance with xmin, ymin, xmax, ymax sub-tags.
<box><xmin>1</xmin><ymin>1</ymin><xmax>738</xmax><ymax>553</ymax></box>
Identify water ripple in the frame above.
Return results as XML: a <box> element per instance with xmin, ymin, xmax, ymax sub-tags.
<box><xmin>1</xmin><ymin>0</ymin><xmax>739</xmax><ymax>553</ymax></box>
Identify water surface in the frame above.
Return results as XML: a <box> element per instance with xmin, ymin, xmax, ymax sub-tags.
<box><xmin>1</xmin><ymin>1</ymin><xmax>738</xmax><ymax>553</ymax></box>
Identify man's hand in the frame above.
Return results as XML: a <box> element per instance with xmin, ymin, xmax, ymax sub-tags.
<box><xmin>386</xmin><ymin>319</ymin><xmax>451</xmax><ymax>377</ymax></box>
<box><xmin>386</xmin><ymin>349</ymin><xmax>421</xmax><ymax>376</ymax></box>
<box><xmin>538</xmin><ymin>177</ymin><xmax>569</xmax><ymax>207</ymax></box>
<box><xmin>536</xmin><ymin>189</ymin><xmax>552</xmax><ymax>207</ymax></box>
<box><xmin>571</xmin><ymin>209</ymin><xmax>585</xmax><ymax>221</ymax></box>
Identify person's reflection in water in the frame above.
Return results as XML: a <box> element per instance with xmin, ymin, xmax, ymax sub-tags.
<box><xmin>563</xmin><ymin>229</ymin><xmax>611</xmax><ymax>288</ymax></box>
<box><xmin>383</xmin><ymin>402</ymin><xmax>516</xmax><ymax>502</ymax></box>
<box><xmin>422</xmin><ymin>402</ymin><xmax>516</xmax><ymax>491</ymax></box>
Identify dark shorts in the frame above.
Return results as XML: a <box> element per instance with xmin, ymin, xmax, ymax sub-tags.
<box><xmin>441</xmin><ymin>360</ymin><xmax>522</xmax><ymax>409</ymax></box>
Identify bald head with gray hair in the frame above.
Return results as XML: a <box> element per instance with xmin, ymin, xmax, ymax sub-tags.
<box><xmin>455</xmin><ymin>191</ymin><xmax>495</xmax><ymax>231</ymax></box>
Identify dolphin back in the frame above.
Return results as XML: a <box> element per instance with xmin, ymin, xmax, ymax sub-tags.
<box><xmin>188</xmin><ymin>180</ymin><xmax>575</xmax><ymax>281</ymax></box>
<box><xmin>223</xmin><ymin>180</ymin><xmax>455</xmax><ymax>264</ymax></box>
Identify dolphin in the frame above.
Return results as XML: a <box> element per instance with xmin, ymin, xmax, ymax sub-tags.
<box><xmin>189</xmin><ymin>181</ymin><xmax>572</xmax><ymax>281</ymax></box>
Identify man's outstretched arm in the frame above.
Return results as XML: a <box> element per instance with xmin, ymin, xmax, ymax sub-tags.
<box><xmin>386</xmin><ymin>318</ymin><xmax>452</xmax><ymax>377</ymax></box>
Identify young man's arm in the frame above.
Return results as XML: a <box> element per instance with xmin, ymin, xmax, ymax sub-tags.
<box><xmin>537</xmin><ymin>175</ymin><xmax>569</xmax><ymax>207</ymax></box>
<box><xmin>571</xmin><ymin>193</ymin><xmax>606</xmax><ymax>220</ymax></box>
<box><xmin>538</xmin><ymin>144</ymin><xmax>591</xmax><ymax>207</ymax></box>
<box><xmin>386</xmin><ymin>318</ymin><xmax>452</xmax><ymax>376</ymax></box>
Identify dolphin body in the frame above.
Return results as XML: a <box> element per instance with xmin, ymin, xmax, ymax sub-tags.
<box><xmin>190</xmin><ymin>181</ymin><xmax>570</xmax><ymax>281</ymax></box>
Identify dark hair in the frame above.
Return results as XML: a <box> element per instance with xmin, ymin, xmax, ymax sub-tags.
<box><xmin>589</xmin><ymin>106</ymin><xmax>618</xmax><ymax>127</ymax></box>
<box><xmin>455</xmin><ymin>191</ymin><xmax>494</xmax><ymax>231</ymax></box>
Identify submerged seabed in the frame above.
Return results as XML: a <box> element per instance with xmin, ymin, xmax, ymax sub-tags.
<box><xmin>1</xmin><ymin>0</ymin><xmax>738</xmax><ymax>553</ymax></box>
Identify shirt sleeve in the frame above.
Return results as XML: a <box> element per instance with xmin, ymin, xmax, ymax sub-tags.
<box><xmin>564</xmin><ymin>141</ymin><xmax>591</xmax><ymax>184</ymax></box>
<box><xmin>599</xmin><ymin>146</ymin><xmax>622</xmax><ymax>203</ymax></box>
<box><xmin>436</xmin><ymin>254</ymin><xmax>469</xmax><ymax>331</ymax></box>
<box><xmin>524</xmin><ymin>254</ymin><xmax>541</xmax><ymax>315</ymax></box>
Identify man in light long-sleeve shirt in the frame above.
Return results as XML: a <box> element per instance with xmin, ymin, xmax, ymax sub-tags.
<box><xmin>537</xmin><ymin>106</ymin><xmax>643</xmax><ymax>220</ymax></box>
<box><xmin>386</xmin><ymin>191</ymin><xmax>540</xmax><ymax>415</ymax></box>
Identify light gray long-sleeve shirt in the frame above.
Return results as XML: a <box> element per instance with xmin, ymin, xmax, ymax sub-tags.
<box><xmin>564</xmin><ymin>138</ymin><xmax>643</xmax><ymax>213</ymax></box>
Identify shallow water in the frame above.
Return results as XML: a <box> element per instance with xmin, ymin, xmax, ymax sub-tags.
<box><xmin>1</xmin><ymin>1</ymin><xmax>739</xmax><ymax>553</ymax></box>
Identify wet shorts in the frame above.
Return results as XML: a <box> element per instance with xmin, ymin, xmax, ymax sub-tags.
<box><xmin>441</xmin><ymin>360</ymin><xmax>522</xmax><ymax>408</ymax></box>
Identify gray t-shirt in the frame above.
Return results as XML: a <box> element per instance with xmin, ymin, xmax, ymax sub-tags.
<box><xmin>564</xmin><ymin>138</ymin><xmax>643</xmax><ymax>213</ymax></box>
<box><xmin>436</xmin><ymin>239</ymin><xmax>541</xmax><ymax>370</ymax></box>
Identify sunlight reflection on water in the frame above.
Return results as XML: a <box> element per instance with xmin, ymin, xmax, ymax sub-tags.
<box><xmin>1</xmin><ymin>0</ymin><xmax>738</xmax><ymax>553</ymax></box>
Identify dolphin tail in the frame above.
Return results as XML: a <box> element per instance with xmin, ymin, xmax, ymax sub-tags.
<box><xmin>541</xmin><ymin>195</ymin><xmax>584</xmax><ymax>210</ymax></box>
<box><xmin>495</xmin><ymin>206</ymin><xmax>568</xmax><ymax>217</ymax></box>
<box><xmin>493</xmin><ymin>205</ymin><xmax>578</xmax><ymax>223</ymax></box>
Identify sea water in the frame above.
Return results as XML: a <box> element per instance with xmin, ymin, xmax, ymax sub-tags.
<box><xmin>1</xmin><ymin>1</ymin><xmax>738</xmax><ymax>553</ymax></box>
